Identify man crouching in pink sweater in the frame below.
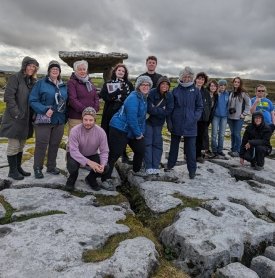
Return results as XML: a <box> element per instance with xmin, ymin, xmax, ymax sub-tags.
<box><xmin>65</xmin><ymin>107</ymin><xmax>110</xmax><ymax>191</ymax></box>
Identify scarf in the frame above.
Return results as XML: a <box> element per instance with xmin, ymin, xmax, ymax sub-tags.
<box><xmin>75</xmin><ymin>73</ymin><xmax>93</xmax><ymax>92</ymax></box>
<box><xmin>178</xmin><ymin>80</ymin><xmax>194</xmax><ymax>88</ymax></box>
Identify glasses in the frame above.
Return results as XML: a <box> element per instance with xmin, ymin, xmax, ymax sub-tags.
<box><xmin>140</xmin><ymin>84</ymin><xmax>150</xmax><ymax>87</ymax></box>
<box><xmin>257</xmin><ymin>90</ymin><xmax>265</xmax><ymax>92</ymax></box>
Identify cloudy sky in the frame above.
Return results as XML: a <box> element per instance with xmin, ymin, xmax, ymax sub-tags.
<box><xmin>0</xmin><ymin>0</ymin><xmax>274</xmax><ymax>80</ymax></box>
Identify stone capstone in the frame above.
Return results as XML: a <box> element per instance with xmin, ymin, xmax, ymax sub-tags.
<box><xmin>59</xmin><ymin>51</ymin><xmax>128</xmax><ymax>81</ymax></box>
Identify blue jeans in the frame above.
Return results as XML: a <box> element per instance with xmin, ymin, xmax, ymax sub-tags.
<box><xmin>211</xmin><ymin>116</ymin><xmax>227</xmax><ymax>153</ymax></box>
<box><xmin>227</xmin><ymin>118</ymin><xmax>244</xmax><ymax>153</ymax></box>
<box><xmin>167</xmin><ymin>134</ymin><xmax>196</xmax><ymax>174</ymax></box>
<box><xmin>144</xmin><ymin>124</ymin><xmax>163</xmax><ymax>169</ymax></box>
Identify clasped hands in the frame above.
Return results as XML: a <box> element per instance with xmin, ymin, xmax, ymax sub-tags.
<box><xmin>87</xmin><ymin>160</ymin><xmax>105</xmax><ymax>173</ymax></box>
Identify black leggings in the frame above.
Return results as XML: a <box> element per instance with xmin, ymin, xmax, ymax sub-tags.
<box><xmin>104</xmin><ymin>127</ymin><xmax>145</xmax><ymax>179</ymax></box>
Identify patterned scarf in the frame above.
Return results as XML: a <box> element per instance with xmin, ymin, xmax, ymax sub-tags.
<box><xmin>75</xmin><ymin>73</ymin><xmax>93</xmax><ymax>92</ymax></box>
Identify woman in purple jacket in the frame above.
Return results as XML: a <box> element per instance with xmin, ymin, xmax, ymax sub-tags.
<box><xmin>67</xmin><ymin>60</ymin><xmax>99</xmax><ymax>134</ymax></box>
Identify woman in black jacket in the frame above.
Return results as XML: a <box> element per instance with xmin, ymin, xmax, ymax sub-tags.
<box><xmin>100</xmin><ymin>63</ymin><xmax>134</xmax><ymax>163</ymax></box>
<box><xmin>0</xmin><ymin>56</ymin><xmax>39</xmax><ymax>180</ymax></box>
<box><xmin>195</xmin><ymin>72</ymin><xmax>212</xmax><ymax>163</ymax></box>
<box><xmin>240</xmin><ymin>111</ymin><xmax>272</xmax><ymax>170</ymax></box>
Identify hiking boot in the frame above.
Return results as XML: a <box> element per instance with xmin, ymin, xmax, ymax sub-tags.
<box><xmin>196</xmin><ymin>157</ymin><xmax>205</xmax><ymax>164</ymax></box>
<box><xmin>85</xmin><ymin>177</ymin><xmax>101</xmax><ymax>191</ymax></box>
<box><xmin>229</xmin><ymin>151</ymin><xmax>239</xmax><ymax>157</ymax></box>
<box><xmin>34</xmin><ymin>167</ymin><xmax>44</xmax><ymax>179</ymax></box>
<box><xmin>189</xmin><ymin>172</ymin><xmax>196</xmax><ymax>179</ymax></box>
<box><xmin>218</xmin><ymin>151</ymin><xmax>226</xmax><ymax>156</ymax></box>
<box><xmin>254</xmin><ymin>165</ymin><xmax>264</xmax><ymax>171</ymax></box>
<box><xmin>47</xmin><ymin>167</ymin><xmax>60</xmax><ymax>175</ymax></box>
<box><xmin>101</xmin><ymin>179</ymin><xmax>114</xmax><ymax>191</ymax></box>
<box><xmin>132</xmin><ymin>170</ymin><xmax>147</xmax><ymax>177</ymax></box>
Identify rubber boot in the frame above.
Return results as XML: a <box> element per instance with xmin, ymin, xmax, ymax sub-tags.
<box><xmin>7</xmin><ymin>155</ymin><xmax>24</xmax><ymax>180</ymax></box>
<box><xmin>17</xmin><ymin>152</ymin><xmax>31</xmax><ymax>176</ymax></box>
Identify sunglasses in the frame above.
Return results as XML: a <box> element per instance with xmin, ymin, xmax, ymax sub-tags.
<box><xmin>257</xmin><ymin>90</ymin><xmax>265</xmax><ymax>92</ymax></box>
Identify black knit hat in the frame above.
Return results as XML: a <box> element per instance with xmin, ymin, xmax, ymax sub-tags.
<box><xmin>48</xmin><ymin>60</ymin><xmax>61</xmax><ymax>73</ymax></box>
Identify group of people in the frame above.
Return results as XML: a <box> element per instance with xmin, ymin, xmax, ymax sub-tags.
<box><xmin>0</xmin><ymin>55</ymin><xmax>274</xmax><ymax>191</ymax></box>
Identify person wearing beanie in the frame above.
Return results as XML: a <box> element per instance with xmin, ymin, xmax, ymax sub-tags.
<box><xmin>0</xmin><ymin>56</ymin><xmax>39</xmax><ymax>180</ymax></box>
<box><xmin>29</xmin><ymin>60</ymin><xmax>67</xmax><ymax>179</ymax></box>
<box><xmin>239</xmin><ymin>111</ymin><xmax>272</xmax><ymax>170</ymax></box>
<box><xmin>138</xmin><ymin>55</ymin><xmax>162</xmax><ymax>88</ymax></box>
<box><xmin>144</xmin><ymin>76</ymin><xmax>174</xmax><ymax>175</ymax></box>
<box><xmin>166</xmin><ymin>66</ymin><xmax>203</xmax><ymax>179</ymax></box>
<box><xmin>211</xmin><ymin>79</ymin><xmax>230</xmax><ymax>157</ymax></box>
<box><xmin>103</xmin><ymin>75</ymin><xmax>153</xmax><ymax>180</ymax></box>
<box><xmin>100</xmin><ymin>63</ymin><xmax>134</xmax><ymax>163</ymax></box>
<box><xmin>67</xmin><ymin>60</ymin><xmax>99</xmax><ymax>135</ymax></box>
<box><xmin>65</xmin><ymin>107</ymin><xmax>110</xmax><ymax>191</ymax></box>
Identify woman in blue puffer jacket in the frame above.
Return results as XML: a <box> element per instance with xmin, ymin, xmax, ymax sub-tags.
<box><xmin>103</xmin><ymin>75</ymin><xmax>153</xmax><ymax>181</ymax></box>
<box><xmin>29</xmin><ymin>60</ymin><xmax>67</xmax><ymax>179</ymax></box>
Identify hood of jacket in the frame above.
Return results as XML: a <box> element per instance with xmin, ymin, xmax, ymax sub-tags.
<box><xmin>21</xmin><ymin>56</ymin><xmax>39</xmax><ymax>72</ymax></box>
<box><xmin>252</xmin><ymin>111</ymin><xmax>265</xmax><ymax>128</ymax></box>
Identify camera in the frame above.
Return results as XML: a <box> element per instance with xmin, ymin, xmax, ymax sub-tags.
<box><xmin>229</xmin><ymin>107</ymin><xmax>236</xmax><ymax>114</ymax></box>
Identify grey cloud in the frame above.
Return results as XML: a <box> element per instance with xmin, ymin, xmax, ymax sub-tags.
<box><xmin>0</xmin><ymin>0</ymin><xmax>275</xmax><ymax>80</ymax></box>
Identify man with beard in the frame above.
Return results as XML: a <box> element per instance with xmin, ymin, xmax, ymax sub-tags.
<box><xmin>65</xmin><ymin>107</ymin><xmax>109</xmax><ymax>191</ymax></box>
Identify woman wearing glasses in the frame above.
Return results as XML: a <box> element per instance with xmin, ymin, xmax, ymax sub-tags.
<box><xmin>250</xmin><ymin>84</ymin><xmax>275</xmax><ymax>132</ymax></box>
<box><xmin>102</xmin><ymin>75</ymin><xmax>152</xmax><ymax>185</ymax></box>
<box><xmin>29</xmin><ymin>60</ymin><xmax>67</xmax><ymax>178</ymax></box>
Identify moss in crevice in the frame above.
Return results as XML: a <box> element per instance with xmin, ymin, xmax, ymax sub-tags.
<box><xmin>12</xmin><ymin>210</ymin><xmax>66</xmax><ymax>223</ymax></box>
<box><xmin>0</xmin><ymin>195</ymin><xmax>65</xmax><ymax>225</ymax></box>
<box><xmin>118</xmin><ymin>182</ymin><xmax>203</xmax><ymax>238</ymax></box>
<box><xmin>82</xmin><ymin>213</ymin><xmax>160</xmax><ymax>263</ymax></box>
<box><xmin>0</xmin><ymin>195</ymin><xmax>16</xmax><ymax>225</ymax></box>
<box><xmin>94</xmin><ymin>193</ymin><xmax>128</xmax><ymax>206</ymax></box>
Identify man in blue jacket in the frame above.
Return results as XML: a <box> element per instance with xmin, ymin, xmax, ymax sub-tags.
<box><xmin>166</xmin><ymin>67</ymin><xmax>203</xmax><ymax>179</ymax></box>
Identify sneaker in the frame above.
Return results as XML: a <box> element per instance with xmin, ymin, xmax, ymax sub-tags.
<box><xmin>152</xmin><ymin>169</ymin><xmax>161</xmax><ymax>174</ymax></box>
<box><xmin>47</xmin><ymin>167</ymin><xmax>60</xmax><ymax>175</ymax></box>
<box><xmin>146</xmin><ymin>168</ymin><xmax>154</xmax><ymax>175</ymax></box>
<box><xmin>218</xmin><ymin>151</ymin><xmax>225</xmax><ymax>156</ymax></box>
<box><xmin>189</xmin><ymin>172</ymin><xmax>196</xmax><ymax>179</ymax></box>
<box><xmin>101</xmin><ymin>179</ymin><xmax>114</xmax><ymax>191</ymax></box>
<box><xmin>85</xmin><ymin>177</ymin><xmax>101</xmax><ymax>191</ymax></box>
<box><xmin>254</xmin><ymin>165</ymin><xmax>264</xmax><ymax>171</ymax></box>
<box><xmin>196</xmin><ymin>157</ymin><xmax>205</xmax><ymax>164</ymax></box>
<box><xmin>132</xmin><ymin>170</ymin><xmax>147</xmax><ymax>177</ymax></box>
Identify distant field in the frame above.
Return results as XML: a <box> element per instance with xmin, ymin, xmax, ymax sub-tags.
<box><xmin>1</xmin><ymin>75</ymin><xmax>275</xmax><ymax>101</ymax></box>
